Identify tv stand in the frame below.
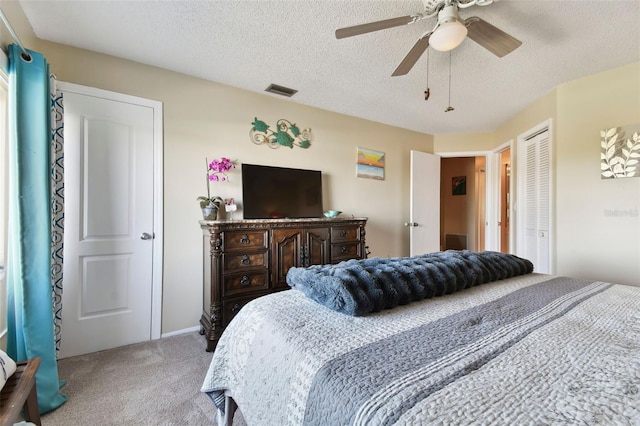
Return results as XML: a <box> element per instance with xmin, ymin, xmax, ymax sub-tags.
<box><xmin>199</xmin><ymin>217</ymin><xmax>367</xmax><ymax>351</ymax></box>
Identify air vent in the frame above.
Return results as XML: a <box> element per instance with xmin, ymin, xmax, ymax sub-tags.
<box><xmin>265</xmin><ymin>84</ymin><xmax>298</xmax><ymax>97</ymax></box>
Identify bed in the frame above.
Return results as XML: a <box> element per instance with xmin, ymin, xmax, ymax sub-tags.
<box><xmin>201</xmin><ymin>251</ymin><xmax>640</xmax><ymax>425</ymax></box>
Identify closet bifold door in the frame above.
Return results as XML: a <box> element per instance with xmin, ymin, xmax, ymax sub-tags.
<box><xmin>517</xmin><ymin>127</ymin><xmax>551</xmax><ymax>274</ymax></box>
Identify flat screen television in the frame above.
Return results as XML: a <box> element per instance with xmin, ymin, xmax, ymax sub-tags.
<box><xmin>242</xmin><ymin>164</ymin><xmax>323</xmax><ymax>219</ymax></box>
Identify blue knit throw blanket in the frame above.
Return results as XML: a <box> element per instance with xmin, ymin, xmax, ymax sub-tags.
<box><xmin>286</xmin><ymin>250</ymin><xmax>534</xmax><ymax>316</ymax></box>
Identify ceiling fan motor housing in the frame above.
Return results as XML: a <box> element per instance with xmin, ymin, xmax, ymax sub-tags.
<box><xmin>438</xmin><ymin>4</ymin><xmax>463</xmax><ymax>25</ymax></box>
<box><xmin>422</xmin><ymin>0</ymin><xmax>446</xmax><ymax>15</ymax></box>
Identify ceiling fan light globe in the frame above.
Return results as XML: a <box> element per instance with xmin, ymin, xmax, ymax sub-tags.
<box><xmin>429</xmin><ymin>20</ymin><xmax>468</xmax><ymax>52</ymax></box>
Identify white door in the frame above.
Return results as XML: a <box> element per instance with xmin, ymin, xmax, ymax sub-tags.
<box><xmin>61</xmin><ymin>85</ymin><xmax>162</xmax><ymax>358</ymax></box>
<box><xmin>517</xmin><ymin>127</ymin><xmax>551</xmax><ymax>273</ymax></box>
<box><xmin>409</xmin><ymin>150</ymin><xmax>441</xmax><ymax>255</ymax></box>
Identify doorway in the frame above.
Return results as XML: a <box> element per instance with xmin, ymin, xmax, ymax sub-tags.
<box><xmin>411</xmin><ymin>149</ymin><xmax>502</xmax><ymax>255</ymax></box>
<box><xmin>440</xmin><ymin>156</ymin><xmax>486</xmax><ymax>252</ymax></box>
<box><xmin>499</xmin><ymin>148</ymin><xmax>511</xmax><ymax>253</ymax></box>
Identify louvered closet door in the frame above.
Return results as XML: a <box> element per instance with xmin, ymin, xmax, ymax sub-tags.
<box><xmin>518</xmin><ymin>130</ymin><xmax>551</xmax><ymax>273</ymax></box>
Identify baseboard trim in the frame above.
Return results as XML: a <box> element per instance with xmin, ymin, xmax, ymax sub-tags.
<box><xmin>161</xmin><ymin>325</ymin><xmax>200</xmax><ymax>339</ymax></box>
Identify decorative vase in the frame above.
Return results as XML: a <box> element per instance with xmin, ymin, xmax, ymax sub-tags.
<box><xmin>202</xmin><ymin>205</ymin><xmax>218</xmax><ymax>220</ymax></box>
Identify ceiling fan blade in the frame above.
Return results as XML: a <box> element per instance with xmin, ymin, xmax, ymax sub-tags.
<box><xmin>336</xmin><ymin>15</ymin><xmax>415</xmax><ymax>39</ymax></box>
<box><xmin>465</xmin><ymin>17</ymin><xmax>522</xmax><ymax>58</ymax></box>
<box><xmin>392</xmin><ymin>35</ymin><xmax>431</xmax><ymax>76</ymax></box>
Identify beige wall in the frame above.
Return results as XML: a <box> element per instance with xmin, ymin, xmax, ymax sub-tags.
<box><xmin>45</xmin><ymin>51</ymin><xmax>433</xmax><ymax>334</ymax></box>
<box><xmin>434</xmin><ymin>132</ymin><xmax>495</xmax><ymax>153</ymax></box>
<box><xmin>2</xmin><ymin>1</ymin><xmax>638</xmax><ymax>341</ymax></box>
<box><xmin>1</xmin><ymin>2</ymin><xmax>433</xmax><ymax>334</ymax></box>
<box><xmin>555</xmin><ymin>62</ymin><xmax>640</xmax><ymax>286</ymax></box>
<box><xmin>435</xmin><ymin>64</ymin><xmax>640</xmax><ymax>287</ymax></box>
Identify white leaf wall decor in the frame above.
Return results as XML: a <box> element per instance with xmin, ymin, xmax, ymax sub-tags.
<box><xmin>601</xmin><ymin>124</ymin><xmax>640</xmax><ymax>179</ymax></box>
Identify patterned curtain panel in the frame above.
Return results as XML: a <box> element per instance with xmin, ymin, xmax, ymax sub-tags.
<box><xmin>50</xmin><ymin>76</ymin><xmax>64</xmax><ymax>353</ymax></box>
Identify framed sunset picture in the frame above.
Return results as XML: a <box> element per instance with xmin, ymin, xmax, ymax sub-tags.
<box><xmin>356</xmin><ymin>147</ymin><xmax>385</xmax><ymax>180</ymax></box>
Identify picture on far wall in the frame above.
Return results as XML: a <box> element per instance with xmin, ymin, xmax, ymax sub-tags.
<box><xmin>601</xmin><ymin>123</ymin><xmax>640</xmax><ymax>179</ymax></box>
<box><xmin>356</xmin><ymin>147</ymin><xmax>385</xmax><ymax>180</ymax></box>
<box><xmin>452</xmin><ymin>176</ymin><xmax>466</xmax><ymax>195</ymax></box>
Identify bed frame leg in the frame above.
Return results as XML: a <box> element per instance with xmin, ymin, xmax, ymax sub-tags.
<box><xmin>218</xmin><ymin>395</ymin><xmax>237</xmax><ymax>426</ymax></box>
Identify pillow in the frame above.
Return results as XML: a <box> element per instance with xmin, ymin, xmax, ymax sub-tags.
<box><xmin>0</xmin><ymin>349</ymin><xmax>17</xmax><ymax>390</ymax></box>
<box><xmin>286</xmin><ymin>250</ymin><xmax>534</xmax><ymax>316</ymax></box>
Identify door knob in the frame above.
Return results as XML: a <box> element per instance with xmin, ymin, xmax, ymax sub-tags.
<box><xmin>140</xmin><ymin>232</ymin><xmax>153</xmax><ymax>240</ymax></box>
<box><xmin>404</xmin><ymin>222</ymin><xmax>419</xmax><ymax>227</ymax></box>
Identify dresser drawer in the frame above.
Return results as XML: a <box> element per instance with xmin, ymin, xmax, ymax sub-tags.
<box><xmin>222</xmin><ymin>294</ymin><xmax>263</xmax><ymax>326</ymax></box>
<box><xmin>331</xmin><ymin>226</ymin><xmax>361</xmax><ymax>242</ymax></box>
<box><xmin>223</xmin><ymin>271</ymin><xmax>269</xmax><ymax>297</ymax></box>
<box><xmin>331</xmin><ymin>242</ymin><xmax>363</xmax><ymax>261</ymax></box>
<box><xmin>223</xmin><ymin>252</ymin><xmax>268</xmax><ymax>271</ymax></box>
<box><xmin>223</xmin><ymin>230</ymin><xmax>269</xmax><ymax>251</ymax></box>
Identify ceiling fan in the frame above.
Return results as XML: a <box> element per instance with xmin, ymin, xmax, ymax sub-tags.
<box><xmin>335</xmin><ymin>0</ymin><xmax>522</xmax><ymax>76</ymax></box>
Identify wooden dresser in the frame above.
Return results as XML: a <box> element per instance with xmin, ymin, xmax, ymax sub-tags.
<box><xmin>200</xmin><ymin>217</ymin><xmax>367</xmax><ymax>351</ymax></box>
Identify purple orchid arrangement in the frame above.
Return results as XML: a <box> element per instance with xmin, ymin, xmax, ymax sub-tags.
<box><xmin>198</xmin><ymin>157</ymin><xmax>236</xmax><ymax>209</ymax></box>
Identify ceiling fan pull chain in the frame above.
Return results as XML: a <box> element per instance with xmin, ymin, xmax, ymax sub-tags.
<box><xmin>424</xmin><ymin>49</ymin><xmax>430</xmax><ymax>101</ymax></box>
<box><xmin>445</xmin><ymin>50</ymin><xmax>454</xmax><ymax>112</ymax></box>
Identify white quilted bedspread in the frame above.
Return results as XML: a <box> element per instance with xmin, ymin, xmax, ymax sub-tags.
<box><xmin>202</xmin><ymin>273</ymin><xmax>640</xmax><ymax>425</ymax></box>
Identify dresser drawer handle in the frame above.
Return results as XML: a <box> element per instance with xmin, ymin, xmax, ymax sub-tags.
<box><xmin>241</xmin><ymin>255</ymin><xmax>250</xmax><ymax>265</ymax></box>
<box><xmin>340</xmin><ymin>246</ymin><xmax>348</xmax><ymax>254</ymax></box>
<box><xmin>240</xmin><ymin>275</ymin><xmax>251</xmax><ymax>286</ymax></box>
<box><xmin>340</xmin><ymin>230</ymin><xmax>348</xmax><ymax>237</ymax></box>
<box><xmin>231</xmin><ymin>303</ymin><xmax>242</xmax><ymax>315</ymax></box>
<box><xmin>240</xmin><ymin>234</ymin><xmax>250</xmax><ymax>244</ymax></box>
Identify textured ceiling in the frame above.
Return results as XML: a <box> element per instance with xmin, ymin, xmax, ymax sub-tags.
<box><xmin>19</xmin><ymin>0</ymin><xmax>640</xmax><ymax>135</ymax></box>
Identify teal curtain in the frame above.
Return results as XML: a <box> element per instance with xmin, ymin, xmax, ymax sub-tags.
<box><xmin>6</xmin><ymin>44</ymin><xmax>67</xmax><ymax>413</ymax></box>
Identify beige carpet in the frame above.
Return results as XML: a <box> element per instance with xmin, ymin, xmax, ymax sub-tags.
<box><xmin>41</xmin><ymin>332</ymin><xmax>222</xmax><ymax>425</ymax></box>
